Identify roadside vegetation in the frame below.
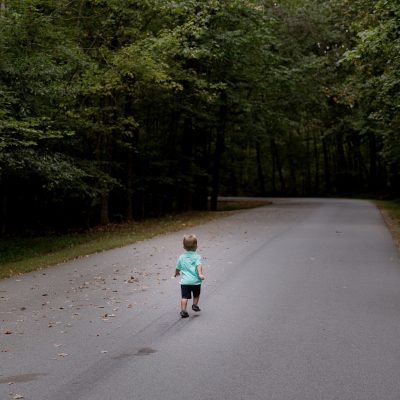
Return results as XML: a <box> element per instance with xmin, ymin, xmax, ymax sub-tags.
<box><xmin>375</xmin><ymin>200</ymin><xmax>400</xmax><ymax>250</ymax></box>
<box><xmin>2</xmin><ymin>1</ymin><xmax>400</xmax><ymax>237</ymax></box>
<box><xmin>0</xmin><ymin>199</ymin><xmax>270</xmax><ymax>279</ymax></box>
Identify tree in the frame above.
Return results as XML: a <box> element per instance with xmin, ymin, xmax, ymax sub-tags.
<box><xmin>2</xmin><ymin>0</ymin><xmax>399</xmax><ymax>236</ymax></box>
<box><xmin>343</xmin><ymin>0</ymin><xmax>400</xmax><ymax>192</ymax></box>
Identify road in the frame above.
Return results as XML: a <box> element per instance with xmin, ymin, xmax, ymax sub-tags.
<box><xmin>1</xmin><ymin>198</ymin><xmax>400</xmax><ymax>400</ymax></box>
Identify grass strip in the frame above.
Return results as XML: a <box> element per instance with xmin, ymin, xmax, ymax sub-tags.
<box><xmin>0</xmin><ymin>200</ymin><xmax>270</xmax><ymax>279</ymax></box>
<box><xmin>374</xmin><ymin>199</ymin><xmax>400</xmax><ymax>250</ymax></box>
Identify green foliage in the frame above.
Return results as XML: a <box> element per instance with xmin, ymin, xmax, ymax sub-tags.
<box><xmin>1</xmin><ymin>0</ymin><xmax>399</xmax><ymax>235</ymax></box>
<box><xmin>340</xmin><ymin>0</ymin><xmax>400</xmax><ymax>188</ymax></box>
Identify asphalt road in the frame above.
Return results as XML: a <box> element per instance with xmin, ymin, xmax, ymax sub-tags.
<box><xmin>1</xmin><ymin>198</ymin><xmax>400</xmax><ymax>400</ymax></box>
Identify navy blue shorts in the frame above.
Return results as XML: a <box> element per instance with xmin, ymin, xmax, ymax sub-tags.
<box><xmin>181</xmin><ymin>284</ymin><xmax>201</xmax><ymax>299</ymax></box>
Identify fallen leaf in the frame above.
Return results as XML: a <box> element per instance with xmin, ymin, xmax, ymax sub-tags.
<box><xmin>58</xmin><ymin>353</ymin><xmax>68</xmax><ymax>357</ymax></box>
<box><xmin>13</xmin><ymin>394</ymin><xmax>24</xmax><ymax>399</ymax></box>
<box><xmin>4</xmin><ymin>330</ymin><xmax>13</xmax><ymax>335</ymax></box>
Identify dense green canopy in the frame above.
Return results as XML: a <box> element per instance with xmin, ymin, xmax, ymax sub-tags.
<box><xmin>0</xmin><ymin>0</ymin><xmax>399</xmax><ymax>234</ymax></box>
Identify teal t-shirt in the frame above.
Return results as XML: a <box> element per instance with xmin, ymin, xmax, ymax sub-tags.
<box><xmin>176</xmin><ymin>251</ymin><xmax>202</xmax><ymax>285</ymax></box>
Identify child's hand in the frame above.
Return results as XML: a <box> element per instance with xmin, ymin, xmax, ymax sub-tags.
<box><xmin>199</xmin><ymin>274</ymin><xmax>205</xmax><ymax>280</ymax></box>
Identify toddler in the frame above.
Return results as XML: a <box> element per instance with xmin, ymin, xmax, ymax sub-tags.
<box><xmin>174</xmin><ymin>234</ymin><xmax>205</xmax><ymax>318</ymax></box>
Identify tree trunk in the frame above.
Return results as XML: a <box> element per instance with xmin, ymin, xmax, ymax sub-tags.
<box><xmin>336</xmin><ymin>130</ymin><xmax>348</xmax><ymax>192</ymax></box>
<box><xmin>286</xmin><ymin>131</ymin><xmax>297</xmax><ymax>194</ymax></box>
<box><xmin>100</xmin><ymin>194</ymin><xmax>109</xmax><ymax>225</ymax></box>
<box><xmin>314</xmin><ymin>132</ymin><xmax>320</xmax><ymax>194</ymax></box>
<box><xmin>255</xmin><ymin>138</ymin><xmax>266</xmax><ymax>195</ymax></box>
<box><xmin>1</xmin><ymin>184</ymin><xmax>7</xmax><ymax>235</ymax></box>
<box><xmin>181</xmin><ymin>117</ymin><xmax>194</xmax><ymax>211</ymax></box>
<box><xmin>306</xmin><ymin>132</ymin><xmax>312</xmax><ymax>194</ymax></box>
<box><xmin>368</xmin><ymin>132</ymin><xmax>378</xmax><ymax>190</ymax></box>
<box><xmin>352</xmin><ymin>133</ymin><xmax>367</xmax><ymax>191</ymax></box>
<box><xmin>210</xmin><ymin>97</ymin><xmax>227</xmax><ymax>211</ymax></box>
<box><xmin>271</xmin><ymin>139</ymin><xmax>286</xmax><ymax>194</ymax></box>
<box><xmin>271</xmin><ymin>141</ymin><xmax>276</xmax><ymax>194</ymax></box>
<box><xmin>322</xmin><ymin>134</ymin><xmax>331</xmax><ymax>193</ymax></box>
<box><xmin>126</xmin><ymin>156</ymin><xmax>134</xmax><ymax>220</ymax></box>
<box><xmin>210</xmin><ymin>127</ymin><xmax>224</xmax><ymax>211</ymax></box>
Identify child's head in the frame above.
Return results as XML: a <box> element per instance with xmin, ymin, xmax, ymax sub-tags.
<box><xmin>183</xmin><ymin>234</ymin><xmax>198</xmax><ymax>251</ymax></box>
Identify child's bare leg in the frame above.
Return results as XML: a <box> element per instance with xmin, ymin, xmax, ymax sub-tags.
<box><xmin>181</xmin><ymin>298</ymin><xmax>188</xmax><ymax>311</ymax></box>
<box><xmin>192</xmin><ymin>297</ymin><xmax>201</xmax><ymax>312</ymax></box>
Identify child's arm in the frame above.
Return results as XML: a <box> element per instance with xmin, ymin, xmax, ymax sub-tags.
<box><xmin>197</xmin><ymin>264</ymin><xmax>205</xmax><ymax>280</ymax></box>
<box><xmin>174</xmin><ymin>268</ymin><xmax>180</xmax><ymax>277</ymax></box>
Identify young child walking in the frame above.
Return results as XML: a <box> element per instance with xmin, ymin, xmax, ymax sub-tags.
<box><xmin>174</xmin><ymin>234</ymin><xmax>205</xmax><ymax>318</ymax></box>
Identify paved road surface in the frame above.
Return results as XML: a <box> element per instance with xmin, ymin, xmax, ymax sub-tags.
<box><xmin>1</xmin><ymin>198</ymin><xmax>400</xmax><ymax>400</ymax></box>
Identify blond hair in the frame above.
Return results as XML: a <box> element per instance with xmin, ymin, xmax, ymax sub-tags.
<box><xmin>183</xmin><ymin>234</ymin><xmax>198</xmax><ymax>251</ymax></box>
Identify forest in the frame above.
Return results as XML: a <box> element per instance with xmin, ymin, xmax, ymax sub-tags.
<box><xmin>1</xmin><ymin>0</ymin><xmax>399</xmax><ymax>235</ymax></box>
